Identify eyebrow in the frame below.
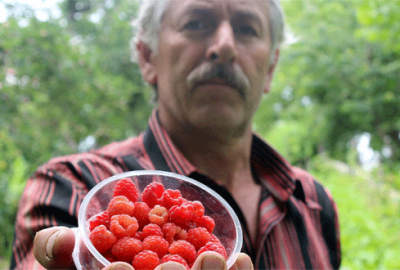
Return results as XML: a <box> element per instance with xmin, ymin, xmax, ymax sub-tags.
<box><xmin>182</xmin><ymin>4</ymin><xmax>264</xmax><ymax>24</ymax></box>
<box><xmin>232</xmin><ymin>9</ymin><xmax>265</xmax><ymax>27</ymax></box>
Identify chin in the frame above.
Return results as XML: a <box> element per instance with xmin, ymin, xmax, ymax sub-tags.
<box><xmin>193</xmin><ymin>115</ymin><xmax>248</xmax><ymax>136</ymax></box>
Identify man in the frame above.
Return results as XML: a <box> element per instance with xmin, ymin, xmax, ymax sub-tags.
<box><xmin>11</xmin><ymin>0</ymin><xmax>341</xmax><ymax>269</ymax></box>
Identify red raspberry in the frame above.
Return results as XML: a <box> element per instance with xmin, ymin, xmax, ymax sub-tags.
<box><xmin>198</xmin><ymin>241</ymin><xmax>227</xmax><ymax>260</ymax></box>
<box><xmin>187</xmin><ymin>227</ymin><xmax>211</xmax><ymax>250</ymax></box>
<box><xmin>88</xmin><ymin>211</ymin><xmax>110</xmax><ymax>231</ymax></box>
<box><xmin>162</xmin><ymin>223</ymin><xmax>187</xmax><ymax>244</ymax></box>
<box><xmin>133</xmin><ymin>201</ymin><xmax>150</xmax><ymax>228</ymax></box>
<box><xmin>160</xmin><ymin>189</ymin><xmax>184</xmax><ymax>209</ymax></box>
<box><xmin>169</xmin><ymin>203</ymin><xmax>195</xmax><ymax>228</ymax></box>
<box><xmin>107</xmin><ymin>195</ymin><xmax>135</xmax><ymax>217</ymax></box>
<box><xmin>113</xmin><ymin>178</ymin><xmax>139</xmax><ymax>202</ymax></box>
<box><xmin>132</xmin><ymin>250</ymin><xmax>160</xmax><ymax>270</ymax></box>
<box><xmin>110</xmin><ymin>214</ymin><xmax>139</xmax><ymax>238</ymax></box>
<box><xmin>142</xmin><ymin>182</ymin><xmax>165</xmax><ymax>208</ymax></box>
<box><xmin>142</xmin><ymin>235</ymin><xmax>169</xmax><ymax>258</ymax></box>
<box><xmin>89</xmin><ymin>225</ymin><xmax>117</xmax><ymax>254</ymax></box>
<box><xmin>103</xmin><ymin>251</ymin><xmax>118</xmax><ymax>263</ymax></box>
<box><xmin>135</xmin><ymin>230</ymin><xmax>144</xmax><ymax>241</ymax></box>
<box><xmin>161</xmin><ymin>254</ymin><xmax>190</xmax><ymax>270</ymax></box>
<box><xmin>208</xmin><ymin>234</ymin><xmax>223</xmax><ymax>245</ymax></box>
<box><xmin>191</xmin><ymin>201</ymin><xmax>205</xmax><ymax>219</ymax></box>
<box><xmin>142</xmin><ymin>223</ymin><xmax>163</xmax><ymax>239</ymax></box>
<box><xmin>168</xmin><ymin>240</ymin><xmax>197</xmax><ymax>265</ymax></box>
<box><xmin>111</xmin><ymin>237</ymin><xmax>142</xmax><ymax>262</ymax></box>
<box><xmin>196</xmin><ymin>215</ymin><xmax>215</xmax><ymax>233</ymax></box>
<box><xmin>148</xmin><ymin>205</ymin><xmax>168</xmax><ymax>226</ymax></box>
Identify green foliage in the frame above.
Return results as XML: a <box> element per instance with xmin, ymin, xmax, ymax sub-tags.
<box><xmin>309</xmin><ymin>155</ymin><xmax>400</xmax><ymax>269</ymax></box>
<box><xmin>0</xmin><ymin>1</ymin><xmax>153</xmax><ymax>167</ymax></box>
<box><xmin>0</xmin><ymin>130</ymin><xmax>29</xmax><ymax>259</ymax></box>
<box><xmin>255</xmin><ymin>0</ymin><xmax>400</xmax><ymax>162</ymax></box>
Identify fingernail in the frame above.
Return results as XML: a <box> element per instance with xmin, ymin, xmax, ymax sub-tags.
<box><xmin>160</xmin><ymin>262</ymin><xmax>186</xmax><ymax>270</ymax></box>
<box><xmin>45</xmin><ymin>230</ymin><xmax>61</xmax><ymax>259</ymax></box>
<box><xmin>201</xmin><ymin>256</ymin><xmax>226</xmax><ymax>270</ymax></box>
<box><xmin>111</xmin><ymin>263</ymin><xmax>132</xmax><ymax>270</ymax></box>
<box><xmin>237</xmin><ymin>256</ymin><xmax>253</xmax><ymax>270</ymax></box>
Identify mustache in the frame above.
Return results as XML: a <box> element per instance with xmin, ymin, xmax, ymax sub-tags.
<box><xmin>186</xmin><ymin>62</ymin><xmax>250</xmax><ymax>99</ymax></box>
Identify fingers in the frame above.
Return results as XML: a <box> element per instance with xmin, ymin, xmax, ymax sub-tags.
<box><xmin>154</xmin><ymin>251</ymin><xmax>227</xmax><ymax>270</ymax></box>
<box><xmin>154</xmin><ymin>261</ymin><xmax>188</xmax><ymax>270</ymax></box>
<box><xmin>101</xmin><ymin>262</ymin><xmax>134</xmax><ymax>270</ymax></box>
<box><xmin>191</xmin><ymin>251</ymin><xmax>227</xmax><ymax>270</ymax></box>
<box><xmin>228</xmin><ymin>253</ymin><xmax>253</xmax><ymax>270</ymax></box>
<box><xmin>33</xmin><ymin>226</ymin><xmax>76</xmax><ymax>270</ymax></box>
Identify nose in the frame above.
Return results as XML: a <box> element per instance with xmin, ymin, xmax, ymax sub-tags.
<box><xmin>206</xmin><ymin>21</ymin><xmax>237</xmax><ymax>64</ymax></box>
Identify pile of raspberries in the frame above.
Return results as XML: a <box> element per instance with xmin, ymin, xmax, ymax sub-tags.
<box><xmin>88</xmin><ymin>178</ymin><xmax>228</xmax><ymax>270</ymax></box>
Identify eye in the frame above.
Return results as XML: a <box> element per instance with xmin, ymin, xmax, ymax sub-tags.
<box><xmin>183</xmin><ymin>20</ymin><xmax>207</xmax><ymax>31</ymax></box>
<box><xmin>235</xmin><ymin>24</ymin><xmax>258</xmax><ymax>37</ymax></box>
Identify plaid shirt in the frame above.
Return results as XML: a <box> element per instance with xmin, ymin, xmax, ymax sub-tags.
<box><xmin>11</xmin><ymin>109</ymin><xmax>341</xmax><ymax>269</ymax></box>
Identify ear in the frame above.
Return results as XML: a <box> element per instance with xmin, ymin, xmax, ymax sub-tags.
<box><xmin>137</xmin><ymin>41</ymin><xmax>157</xmax><ymax>85</ymax></box>
<box><xmin>263</xmin><ymin>49</ymin><xmax>280</xmax><ymax>94</ymax></box>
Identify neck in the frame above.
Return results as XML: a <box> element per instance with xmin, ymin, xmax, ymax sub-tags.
<box><xmin>162</xmin><ymin>117</ymin><xmax>255</xmax><ymax>188</ymax></box>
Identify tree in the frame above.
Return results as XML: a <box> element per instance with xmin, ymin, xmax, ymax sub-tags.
<box><xmin>254</xmin><ymin>0</ymin><xmax>400</xmax><ymax>165</ymax></box>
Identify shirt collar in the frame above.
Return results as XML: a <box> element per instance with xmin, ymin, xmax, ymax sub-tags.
<box><xmin>145</xmin><ymin>108</ymin><xmax>300</xmax><ymax>203</ymax></box>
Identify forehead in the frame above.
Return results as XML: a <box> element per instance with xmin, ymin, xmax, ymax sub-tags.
<box><xmin>165</xmin><ymin>0</ymin><xmax>269</xmax><ymax>22</ymax></box>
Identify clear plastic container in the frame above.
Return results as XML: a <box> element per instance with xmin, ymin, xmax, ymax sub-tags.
<box><xmin>73</xmin><ymin>170</ymin><xmax>243</xmax><ymax>269</ymax></box>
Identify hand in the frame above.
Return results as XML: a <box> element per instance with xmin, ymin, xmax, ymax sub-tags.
<box><xmin>154</xmin><ymin>251</ymin><xmax>253</xmax><ymax>270</ymax></box>
<box><xmin>33</xmin><ymin>226</ymin><xmax>252</xmax><ymax>270</ymax></box>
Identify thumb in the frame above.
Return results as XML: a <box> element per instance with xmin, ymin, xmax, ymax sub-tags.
<box><xmin>229</xmin><ymin>253</ymin><xmax>253</xmax><ymax>270</ymax></box>
<box><xmin>33</xmin><ymin>226</ymin><xmax>76</xmax><ymax>270</ymax></box>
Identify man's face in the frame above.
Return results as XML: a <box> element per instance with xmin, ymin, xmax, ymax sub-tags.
<box><xmin>142</xmin><ymin>0</ymin><xmax>276</xmax><ymax>136</ymax></box>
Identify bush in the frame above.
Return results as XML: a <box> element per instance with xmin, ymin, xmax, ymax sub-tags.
<box><xmin>0</xmin><ymin>130</ymin><xmax>28</xmax><ymax>260</ymax></box>
<box><xmin>309</xmin><ymin>155</ymin><xmax>400</xmax><ymax>269</ymax></box>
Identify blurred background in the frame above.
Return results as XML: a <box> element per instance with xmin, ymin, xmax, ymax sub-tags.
<box><xmin>0</xmin><ymin>0</ymin><xmax>399</xmax><ymax>268</ymax></box>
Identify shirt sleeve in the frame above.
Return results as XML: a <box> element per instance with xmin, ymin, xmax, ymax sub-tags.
<box><xmin>10</xmin><ymin>160</ymin><xmax>89</xmax><ymax>270</ymax></box>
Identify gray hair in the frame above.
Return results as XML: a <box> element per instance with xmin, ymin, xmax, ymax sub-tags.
<box><xmin>131</xmin><ymin>0</ymin><xmax>285</xmax><ymax>64</ymax></box>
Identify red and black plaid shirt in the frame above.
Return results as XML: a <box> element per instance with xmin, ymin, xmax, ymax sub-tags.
<box><xmin>11</xmin><ymin>110</ymin><xmax>341</xmax><ymax>269</ymax></box>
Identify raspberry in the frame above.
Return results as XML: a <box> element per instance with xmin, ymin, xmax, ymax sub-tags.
<box><xmin>88</xmin><ymin>211</ymin><xmax>110</xmax><ymax>231</ymax></box>
<box><xmin>103</xmin><ymin>251</ymin><xmax>118</xmax><ymax>263</ymax></box>
<box><xmin>113</xmin><ymin>178</ymin><xmax>139</xmax><ymax>203</ymax></box>
<box><xmin>148</xmin><ymin>205</ymin><xmax>168</xmax><ymax>226</ymax></box>
<box><xmin>132</xmin><ymin>250</ymin><xmax>160</xmax><ymax>270</ymax></box>
<box><xmin>142</xmin><ymin>235</ymin><xmax>169</xmax><ymax>258</ymax></box>
<box><xmin>107</xmin><ymin>195</ymin><xmax>135</xmax><ymax>217</ymax></box>
<box><xmin>89</xmin><ymin>225</ymin><xmax>117</xmax><ymax>254</ymax></box>
<box><xmin>110</xmin><ymin>214</ymin><xmax>139</xmax><ymax>238</ymax></box>
<box><xmin>111</xmin><ymin>237</ymin><xmax>142</xmax><ymax>262</ymax></box>
<box><xmin>187</xmin><ymin>227</ymin><xmax>211</xmax><ymax>250</ymax></box>
<box><xmin>191</xmin><ymin>201</ymin><xmax>205</xmax><ymax>219</ymax></box>
<box><xmin>198</xmin><ymin>241</ymin><xmax>227</xmax><ymax>260</ymax></box>
<box><xmin>142</xmin><ymin>182</ymin><xmax>165</xmax><ymax>208</ymax></box>
<box><xmin>133</xmin><ymin>201</ymin><xmax>150</xmax><ymax>228</ymax></box>
<box><xmin>142</xmin><ymin>224</ymin><xmax>163</xmax><ymax>239</ymax></box>
<box><xmin>88</xmin><ymin>179</ymin><xmax>229</xmax><ymax>268</ymax></box>
<box><xmin>160</xmin><ymin>189</ymin><xmax>183</xmax><ymax>209</ymax></box>
<box><xmin>135</xmin><ymin>230</ymin><xmax>144</xmax><ymax>241</ymax></box>
<box><xmin>161</xmin><ymin>254</ymin><xmax>190</xmax><ymax>270</ymax></box>
<box><xmin>162</xmin><ymin>223</ymin><xmax>187</xmax><ymax>244</ymax></box>
<box><xmin>169</xmin><ymin>203</ymin><xmax>195</xmax><ymax>228</ymax></box>
<box><xmin>196</xmin><ymin>215</ymin><xmax>215</xmax><ymax>233</ymax></box>
<box><xmin>208</xmin><ymin>234</ymin><xmax>223</xmax><ymax>245</ymax></box>
<box><xmin>168</xmin><ymin>240</ymin><xmax>197</xmax><ymax>265</ymax></box>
